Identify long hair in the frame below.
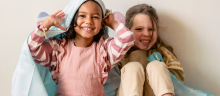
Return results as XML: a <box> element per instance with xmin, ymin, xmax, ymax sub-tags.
<box><xmin>125</xmin><ymin>4</ymin><xmax>176</xmax><ymax>61</ymax></box>
<box><xmin>63</xmin><ymin>0</ymin><xmax>108</xmax><ymax>43</ymax></box>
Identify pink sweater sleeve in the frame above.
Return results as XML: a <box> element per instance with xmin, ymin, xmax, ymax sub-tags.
<box><xmin>103</xmin><ymin>22</ymin><xmax>135</xmax><ymax>70</ymax></box>
<box><xmin>28</xmin><ymin>27</ymin><xmax>61</xmax><ymax>72</ymax></box>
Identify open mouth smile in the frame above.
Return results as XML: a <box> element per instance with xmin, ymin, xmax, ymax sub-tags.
<box><xmin>140</xmin><ymin>40</ymin><xmax>150</xmax><ymax>46</ymax></box>
<box><xmin>82</xmin><ymin>27</ymin><xmax>94</xmax><ymax>32</ymax></box>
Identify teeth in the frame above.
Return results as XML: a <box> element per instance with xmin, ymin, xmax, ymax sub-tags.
<box><xmin>141</xmin><ymin>41</ymin><xmax>149</xmax><ymax>43</ymax></box>
<box><xmin>83</xmin><ymin>27</ymin><xmax>92</xmax><ymax>30</ymax></box>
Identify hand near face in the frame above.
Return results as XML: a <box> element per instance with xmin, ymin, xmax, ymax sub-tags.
<box><xmin>41</xmin><ymin>10</ymin><xmax>66</xmax><ymax>31</ymax></box>
<box><xmin>103</xmin><ymin>9</ymin><xmax>118</xmax><ymax>29</ymax></box>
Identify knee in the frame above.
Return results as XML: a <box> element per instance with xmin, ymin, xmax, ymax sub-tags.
<box><xmin>122</xmin><ymin>62</ymin><xmax>144</xmax><ymax>74</ymax></box>
<box><xmin>146</xmin><ymin>61</ymin><xmax>167</xmax><ymax>72</ymax></box>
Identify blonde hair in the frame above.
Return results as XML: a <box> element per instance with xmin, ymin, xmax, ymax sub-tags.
<box><xmin>125</xmin><ymin>4</ymin><xmax>176</xmax><ymax>61</ymax></box>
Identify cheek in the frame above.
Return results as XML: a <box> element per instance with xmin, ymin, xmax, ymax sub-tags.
<box><xmin>151</xmin><ymin>32</ymin><xmax>158</xmax><ymax>45</ymax></box>
<box><xmin>95</xmin><ymin>20</ymin><xmax>102</xmax><ymax>25</ymax></box>
<box><xmin>76</xmin><ymin>19</ymin><xmax>82</xmax><ymax>26</ymax></box>
<box><xmin>134</xmin><ymin>32</ymin><xmax>141</xmax><ymax>41</ymax></box>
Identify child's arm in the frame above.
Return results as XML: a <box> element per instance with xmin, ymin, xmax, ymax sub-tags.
<box><xmin>28</xmin><ymin>29</ymin><xmax>60</xmax><ymax>67</ymax></box>
<box><xmin>28</xmin><ymin>10</ymin><xmax>66</xmax><ymax>68</ymax></box>
<box><xmin>103</xmin><ymin>10</ymin><xmax>135</xmax><ymax>70</ymax></box>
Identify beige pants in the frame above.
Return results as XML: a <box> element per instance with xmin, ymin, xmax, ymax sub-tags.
<box><xmin>116</xmin><ymin>61</ymin><xmax>174</xmax><ymax>96</ymax></box>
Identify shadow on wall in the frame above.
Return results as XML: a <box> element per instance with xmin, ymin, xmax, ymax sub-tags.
<box><xmin>157</xmin><ymin>12</ymin><xmax>216</xmax><ymax>95</ymax></box>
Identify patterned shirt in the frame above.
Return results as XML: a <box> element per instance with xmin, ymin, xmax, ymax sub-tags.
<box><xmin>28</xmin><ymin>22</ymin><xmax>135</xmax><ymax>82</ymax></box>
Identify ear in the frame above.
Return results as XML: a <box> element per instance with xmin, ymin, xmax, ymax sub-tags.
<box><xmin>73</xmin><ymin>23</ymin><xmax>77</xmax><ymax>27</ymax></box>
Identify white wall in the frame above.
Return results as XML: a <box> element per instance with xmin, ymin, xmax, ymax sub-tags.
<box><xmin>0</xmin><ymin>0</ymin><xmax>219</xmax><ymax>96</ymax></box>
<box><xmin>142</xmin><ymin>0</ymin><xmax>220</xmax><ymax>95</ymax></box>
<box><xmin>0</xmin><ymin>0</ymin><xmax>70</xmax><ymax>95</ymax></box>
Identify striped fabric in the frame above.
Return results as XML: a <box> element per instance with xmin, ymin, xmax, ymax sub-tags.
<box><xmin>28</xmin><ymin>22</ymin><xmax>134</xmax><ymax>78</ymax></box>
<box><xmin>161</xmin><ymin>47</ymin><xmax>185</xmax><ymax>83</ymax></box>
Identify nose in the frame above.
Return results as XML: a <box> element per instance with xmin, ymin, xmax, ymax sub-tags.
<box><xmin>143</xmin><ymin>30</ymin><xmax>152</xmax><ymax>37</ymax></box>
<box><xmin>85</xmin><ymin>17</ymin><xmax>93</xmax><ymax>25</ymax></box>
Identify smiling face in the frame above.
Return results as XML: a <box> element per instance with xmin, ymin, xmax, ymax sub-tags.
<box><xmin>130</xmin><ymin>13</ymin><xmax>158</xmax><ymax>50</ymax></box>
<box><xmin>74</xmin><ymin>1</ymin><xmax>103</xmax><ymax>41</ymax></box>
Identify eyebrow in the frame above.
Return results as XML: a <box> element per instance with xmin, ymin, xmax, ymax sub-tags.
<box><xmin>134</xmin><ymin>26</ymin><xmax>143</xmax><ymax>28</ymax></box>
<box><xmin>78</xmin><ymin>11</ymin><xmax>101</xmax><ymax>16</ymax></box>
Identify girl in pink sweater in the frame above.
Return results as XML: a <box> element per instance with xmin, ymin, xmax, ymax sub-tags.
<box><xmin>28</xmin><ymin>0</ymin><xmax>134</xmax><ymax>95</ymax></box>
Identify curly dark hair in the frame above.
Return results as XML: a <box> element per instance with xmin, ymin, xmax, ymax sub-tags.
<box><xmin>63</xmin><ymin>0</ymin><xmax>108</xmax><ymax>43</ymax></box>
<box><xmin>125</xmin><ymin>4</ymin><xmax>176</xmax><ymax>60</ymax></box>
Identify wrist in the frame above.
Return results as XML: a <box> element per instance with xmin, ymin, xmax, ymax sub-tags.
<box><xmin>111</xmin><ymin>20</ymin><xmax>118</xmax><ymax>29</ymax></box>
<box><xmin>41</xmin><ymin>21</ymin><xmax>52</xmax><ymax>30</ymax></box>
<box><xmin>38</xmin><ymin>23</ymin><xmax>49</xmax><ymax>32</ymax></box>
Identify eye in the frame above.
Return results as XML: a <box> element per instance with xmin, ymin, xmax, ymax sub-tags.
<box><xmin>135</xmin><ymin>28</ymin><xmax>142</xmax><ymax>31</ymax></box>
<box><xmin>93</xmin><ymin>16</ymin><xmax>99</xmax><ymax>19</ymax></box>
<box><xmin>149</xmin><ymin>28</ymin><xmax>154</xmax><ymax>32</ymax></box>
<box><xmin>79</xmin><ymin>15</ymin><xmax>85</xmax><ymax>17</ymax></box>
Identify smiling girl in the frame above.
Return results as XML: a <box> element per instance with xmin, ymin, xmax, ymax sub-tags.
<box><xmin>113</xmin><ymin>4</ymin><xmax>184</xmax><ymax>96</ymax></box>
<box><xmin>27</xmin><ymin>0</ymin><xmax>134</xmax><ymax>95</ymax></box>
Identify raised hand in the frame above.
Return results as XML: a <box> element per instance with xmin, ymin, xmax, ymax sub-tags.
<box><xmin>103</xmin><ymin>9</ymin><xmax>118</xmax><ymax>29</ymax></box>
<box><xmin>41</xmin><ymin>10</ymin><xmax>66</xmax><ymax>31</ymax></box>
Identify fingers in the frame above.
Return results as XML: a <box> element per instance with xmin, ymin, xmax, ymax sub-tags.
<box><xmin>61</xmin><ymin>18</ymin><xmax>65</xmax><ymax>22</ymax></box>
<box><xmin>56</xmin><ymin>24</ymin><xmax>66</xmax><ymax>31</ymax></box>
<box><xmin>104</xmin><ymin>9</ymin><xmax>114</xmax><ymax>19</ymax></box>
<box><xmin>106</xmin><ymin>9</ymin><xmax>110</xmax><ymax>13</ymax></box>
<box><xmin>52</xmin><ymin>10</ymin><xmax>66</xmax><ymax>18</ymax></box>
<box><xmin>55</xmin><ymin>17</ymin><xmax>66</xmax><ymax>31</ymax></box>
<box><xmin>51</xmin><ymin>10</ymin><xmax>66</xmax><ymax>31</ymax></box>
<box><xmin>57</xmin><ymin>12</ymin><xmax>66</xmax><ymax>18</ymax></box>
<box><xmin>52</xmin><ymin>10</ymin><xmax>62</xmax><ymax>16</ymax></box>
<box><xmin>59</xmin><ymin>18</ymin><xmax>66</xmax><ymax>31</ymax></box>
<box><xmin>105</xmin><ymin>9</ymin><xmax>110</xmax><ymax>17</ymax></box>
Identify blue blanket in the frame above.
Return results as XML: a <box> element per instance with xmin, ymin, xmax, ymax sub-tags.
<box><xmin>12</xmin><ymin>37</ymin><xmax>57</xmax><ymax>96</ymax></box>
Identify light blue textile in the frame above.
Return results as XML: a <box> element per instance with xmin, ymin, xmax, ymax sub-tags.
<box><xmin>104</xmin><ymin>65</ymin><xmax>121</xmax><ymax>96</ymax></box>
<box><xmin>170</xmin><ymin>72</ymin><xmax>213</xmax><ymax>96</ymax></box>
<box><xmin>12</xmin><ymin>36</ymin><xmax>57</xmax><ymax>96</ymax></box>
<box><xmin>147</xmin><ymin>52</ymin><xmax>164</xmax><ymax>62</ymax></box>
<box><xmin>104</xmin><ymin>52</ymin><xmax>214</xmax><ymax>96</ymax></box>
<box><xmin>12</xmin><ymin>0</ymin><xmax>106</xmax><ymax>96</ymax></box>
